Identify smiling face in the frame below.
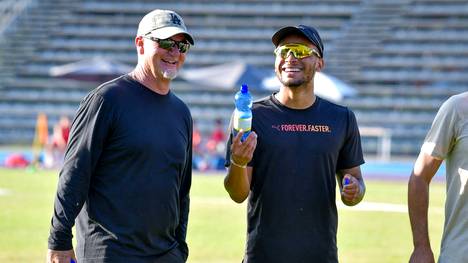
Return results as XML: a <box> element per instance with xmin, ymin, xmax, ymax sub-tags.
<box><xmin>274</xmin><ymin>34</ymin><xmax>323</xmax><ymax>89</ymax></box>
<box><xmin>142</xmin><ymin>33</ymin><xmax>188</xmax><ymax>81</ymax></box>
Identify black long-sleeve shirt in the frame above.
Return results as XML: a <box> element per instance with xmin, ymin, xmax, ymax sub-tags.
<box><xmin>48</xmin><ymin>75</ymin><xmax>192</xmax><ymax>262</ymax></box>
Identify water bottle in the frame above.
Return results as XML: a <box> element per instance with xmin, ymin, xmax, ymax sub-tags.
<box><xmin>233</xmin><ymin>84</ymin><xmax>253</xmax><ymax>142</ymax></box>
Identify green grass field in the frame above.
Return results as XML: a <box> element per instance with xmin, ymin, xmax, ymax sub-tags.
<box><xmin>0</xmin><ymin>168</ymin><xmax>445</xmax><ymax>262</ymax></box>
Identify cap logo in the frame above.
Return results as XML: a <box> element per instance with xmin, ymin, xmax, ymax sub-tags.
<box><xmin>170</xmin><ymin>13</ymin><xmax>182</xmax><ymax>26</ymax></box>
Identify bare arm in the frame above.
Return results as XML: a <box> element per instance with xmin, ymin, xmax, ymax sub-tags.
<box><xmin>224</xmin><ymin>130</ymin><xmax>257</xmax><ymax>203</ymax></box>
<box><xmin>408</xmin><ymin>152</ymin><xmax>442</xmax><ymax>263</ymax></box>
<box><xmin>225</xmin><ymin>165</ymin><xmax>253</xmax><ymax>203</ymax></box>
<box><xmin>337</xmin><ymin>166</ymin><xmax>365</xmax><ymax>206</ymax></box>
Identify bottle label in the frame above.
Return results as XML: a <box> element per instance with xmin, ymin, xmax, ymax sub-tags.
<box><xmin>233</xmin><ymin>114</ymin><xmax>252</xmax><ymax>132</ymax></box>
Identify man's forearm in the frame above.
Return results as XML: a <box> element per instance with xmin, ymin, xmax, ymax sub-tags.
<box><xmin>48</xmin><ymin>175</ymin><xmax>88</xmax><ymax>250</ymax></box>
<box><xmin>48</xmin><ymin>227</ymin><xmax>74</xmax><ymax>250</ymax></box>
<box><xmin>224</xmin><ymin>165</ymin><xmax>250</xmax><ymax>203</ymax></box>
<box><xmin>408</xmin><ymin>174</ymin><xmax>431</xmax><ymax>248</ymax></box>
<box><xmin>175</xmin><ymin>194</ymin><xmax>189</xmax><ymax>259</ymax></box>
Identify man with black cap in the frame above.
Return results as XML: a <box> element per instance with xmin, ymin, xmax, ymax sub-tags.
<box><xmin>224</xmin><ymin>25</ymin><xmax>366</xmax><ymax>262</ymax></box>
<box><xmin>47</xmin><ymin>9</ymin><xmax>194</xmax><ymax>263</ymax></box>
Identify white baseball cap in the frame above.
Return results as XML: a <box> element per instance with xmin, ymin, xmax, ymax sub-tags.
<box><xmin>137</xmin><ymin>9</ymin><xmax>194</xmax><ymax>45</ymax></box>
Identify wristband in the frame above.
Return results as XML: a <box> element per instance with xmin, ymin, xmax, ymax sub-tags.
<box><xmin>230</xmin><ymin>158</ymin><xmax>247</xmax><ymax>168</ymax></box>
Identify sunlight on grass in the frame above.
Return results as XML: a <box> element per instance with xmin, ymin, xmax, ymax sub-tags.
<box><xmin>0</xmin><ymin>169</ymin><xmax>445</xmax><ymax>263</ymax></box>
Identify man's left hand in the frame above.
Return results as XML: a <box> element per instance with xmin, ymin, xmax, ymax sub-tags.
<box><xmin>341</xmin><ymin>175</ymin><xmax>361</xmax><ymax>203</ymax></box>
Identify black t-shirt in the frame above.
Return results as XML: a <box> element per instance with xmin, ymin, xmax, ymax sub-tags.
<box><xmin>227</xmin><ymin>95</ymin><xmax>364</xmax><ymax>263</ymax></box>
<box><xmin>48</xmin><ymin>75</ymin><xmax>192</xmax><ymax>263</ymax></box>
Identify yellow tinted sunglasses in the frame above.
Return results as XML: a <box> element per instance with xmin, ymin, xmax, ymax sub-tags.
<box><xmin>274</xmin><ymin>44</ymin><xmax>321</xmax><ymax>59</ymax></box>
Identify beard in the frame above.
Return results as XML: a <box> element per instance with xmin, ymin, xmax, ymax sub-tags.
<box><xmin>276</xmin><ymin>69</ymin><xmax>315</xmax><ymax>89</ymax></box>
<box><xmin>276</xmin><ymin>72</ymin><xmax>305</xmax><ymax>88</ymax></box>
<box><xmin>162</xmin><ymin>68</ymin><xmax>178</xmax><ymax>80</ymax></box>
<box><xmin>279</xmin><ymin>77</ymin><xmax>304</xmax><ymax>88</ymax></box>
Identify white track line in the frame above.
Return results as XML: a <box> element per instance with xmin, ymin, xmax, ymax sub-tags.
<box><xmin>338</xmin><ymin>201</ymin><xmax>443</xmax><ymax>214</ymax></box>
<box><xmin>0</xmin><ymin>188</ymin><xmax>11</xmax><ymax>196</ymax></box>
<box><xmin>192</xmin><ymin>197</ymin><xmax>444</xmax><ymax>214</ymax></box>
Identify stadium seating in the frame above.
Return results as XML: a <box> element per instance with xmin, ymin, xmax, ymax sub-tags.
<box><xmin>0</xmin><ymin>0</ymin><xmax>466</xmax><ymax>157</ymax></box>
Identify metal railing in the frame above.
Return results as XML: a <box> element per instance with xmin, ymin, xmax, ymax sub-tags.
<box><xmin>360</xmin><ymin>126</ymin><xmax>392</xmax><ymax>161</ymax></box>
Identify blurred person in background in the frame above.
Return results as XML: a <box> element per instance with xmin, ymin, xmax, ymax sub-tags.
<box><xmin>192</xmin><ymin>121</ymin><xmax>208</xmax><ymax>170</ymax></box>
<box><xmin>47</xmin><ymin>9</ymin><xmax>194</xmax><ymax>263</ymax></box>
<box><xmin>57</xmin><ymin>115</ymin><xmax>71</xmax><ymax>145</ymax></box>
<box><xmin>205</xmin><ymin>118</ymin><xmax>227</xmax><ymax>170</ymax></box>
<box><xmin>224</xmin><ymin>25</ymin><xmax>366</xmax><ymax>263</ymax></box>
<box><xmin>207</xmin><ymin>118</ymin><xmax>226</xmax><ymax>146</ymax></box>
<box><xmin>408</xmin><ymin>91</ymin><xmax>468</xmax><ymax>263</ymax></box>
<box><xmin>44</xmin><ymin>116</ymin><xmax>71</xmax><ymax>168</ymax></box>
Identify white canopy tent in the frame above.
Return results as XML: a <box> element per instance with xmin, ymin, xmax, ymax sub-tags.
<box><xmin>180</xmin><ymin>61</ymin><xmax>357</xmax><ymax>102</ymax></box>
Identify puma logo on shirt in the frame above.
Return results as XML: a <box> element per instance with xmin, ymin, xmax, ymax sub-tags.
<box><xmin>271</xmin><ymin>124</ymin><xmax>331</xmax><ymax>133</ymax></box>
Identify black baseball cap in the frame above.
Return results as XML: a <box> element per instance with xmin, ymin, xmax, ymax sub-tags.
<box><xmin>272</xmin><ymin>25</ymin><xmax>324</xmax><ymax>58</ymax></box>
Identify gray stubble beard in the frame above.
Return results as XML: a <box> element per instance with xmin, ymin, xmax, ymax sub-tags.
<box><xmin>162</xmin><ymin>68</ymin><xmax>178</xmax><ymax>80</ymax></box>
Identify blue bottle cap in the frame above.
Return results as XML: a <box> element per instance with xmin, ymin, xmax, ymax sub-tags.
<box><xmin>241</xmin><ymin>84</ymin><xmax>248</xmax><ymax>93</ymax></box>
<box><xmin>344</xmin><ymin>178</ymin><xmax>350</xmax><ymax>185</ymax></box>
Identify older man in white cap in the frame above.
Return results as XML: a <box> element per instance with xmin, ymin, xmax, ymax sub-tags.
<box><xmin>47</xmin><ymin>9</ymin><xmax>194</xmax><ymax>263</ymax></box>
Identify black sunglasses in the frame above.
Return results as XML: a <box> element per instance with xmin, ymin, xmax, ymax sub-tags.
<box><xmin>143</xmin><ymin>36</ymin><xmax>191</xmax><ymax>53</ymax></box>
